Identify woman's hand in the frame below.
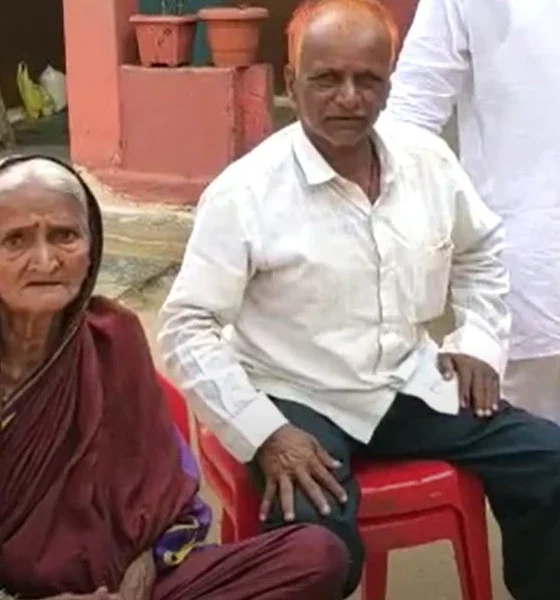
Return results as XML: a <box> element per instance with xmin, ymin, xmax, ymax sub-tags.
<box><xmin>29</xmin><ymin>554</ymin><xmax>155</xmax><ymax>600</ymax></box>
<box><xmin>49</xmin><ymin>587</ymin><xmax>117</xmax><ymax>600</ymax></box>
<box><xmin>119</xmin><ymin>551</ymin><xmax>156</xmax><ymax>600</ymax></box>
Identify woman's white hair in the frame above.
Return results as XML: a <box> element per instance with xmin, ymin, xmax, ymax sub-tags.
<box><xmin>0</xmin><ymin>157</ymin><xmax>88</xmax><ymax>210</ymax></box>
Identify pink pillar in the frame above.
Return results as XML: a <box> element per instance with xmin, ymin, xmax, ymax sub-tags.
<box><xmin>63</xmin><ymin>0</ymin><xmax>137</xmax><ymax>168</ymax></box>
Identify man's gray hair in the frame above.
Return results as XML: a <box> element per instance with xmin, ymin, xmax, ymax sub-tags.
<box><xmin>0</xmin><ymin>157</ymin><xmax>88</xmax><ymax>209</ymax></box>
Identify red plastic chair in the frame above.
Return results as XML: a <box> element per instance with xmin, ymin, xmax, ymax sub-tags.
<box><xmin>157</xmin><ymin>372</ymin><xmax>190</xmax><ymax>443</ymax></box>
<box><xmin>354</xmin><ymin>460</ymin><xmax>492</xmax><ymax>599</ymax></box>
<box><xmin>195</xmin><ymin>420</ymin><xmax>493</xmax><ymax>600</ymax></box>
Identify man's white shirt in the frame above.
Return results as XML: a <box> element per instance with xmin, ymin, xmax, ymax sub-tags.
<box><xmin>159</xmin><ymin>120</ymin><xmax>510</xmax><ymax>463</ymax></box>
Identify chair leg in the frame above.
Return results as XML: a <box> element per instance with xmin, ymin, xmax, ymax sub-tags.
<box><xmin>220</xmin><ymin>510</ymin><xmax>236</xmax><ymax>543</ymax></box>
<box><xmin>452</xmin><ymin>513</ymin><xmax>492</xmax><ymax>600</ymax></box>
<box><xmin>362</xmin><ymin>551</ymin><xmax>389</xmax><ymax>600</ymax></box>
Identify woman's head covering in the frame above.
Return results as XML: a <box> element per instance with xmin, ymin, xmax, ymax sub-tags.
<box><xmin>287</xmin><ymin>0</ymin><xmax>399</xmax><ymax>71</ymax></box>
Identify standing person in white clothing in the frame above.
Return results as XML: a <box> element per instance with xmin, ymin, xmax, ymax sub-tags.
<box><xmin>384</xmin><ymin>0</ymin><xmax>560</xmax><ymax>422</ymax></box>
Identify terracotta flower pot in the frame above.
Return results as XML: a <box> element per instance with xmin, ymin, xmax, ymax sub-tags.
<box><xmin>130</xmin><ymin>14</ymin><xmax>197</xmax><ymax>67</ymax></box>
<box><xmin>198</xmin><ymin>7</ymin><xmax>269</xmax><ymax>68</ymax></box>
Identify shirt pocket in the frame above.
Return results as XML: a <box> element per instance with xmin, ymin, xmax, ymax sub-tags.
<box><xmin>412</xmin><ymin>238</ymin><xmax>453</xmax><ymax>324</ymax></box>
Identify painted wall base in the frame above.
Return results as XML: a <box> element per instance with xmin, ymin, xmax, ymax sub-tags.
<box><xmin>115</xmin><ymin>64</ymin><xmax>272</xmax><ymax>205</ymax></box>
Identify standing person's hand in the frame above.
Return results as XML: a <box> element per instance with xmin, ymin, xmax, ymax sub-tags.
<box><xmin>438</xmin><ymin>353</ymin><xmax>500</xmax><ymax>417</ymax></box>
<box><xmin>256</xmin><ymin>424</ymin><xmax>348</xmax><ymax>523</ymax></box>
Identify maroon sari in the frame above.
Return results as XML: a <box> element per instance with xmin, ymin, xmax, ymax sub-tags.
<box><xmin>0</xmin><ymin>156</ymin><xmax>198</xmax><ymax>597</ymax></box>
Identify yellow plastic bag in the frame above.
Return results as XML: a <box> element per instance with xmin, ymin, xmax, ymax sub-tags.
<box><xmin>16</xmin><ymin>62</ymin><xmax>55</xmax><ymax>120</ymax></box>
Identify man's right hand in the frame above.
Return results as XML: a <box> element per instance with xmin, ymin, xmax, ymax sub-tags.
<box><xmin>256</xmin><ymin>424</ymin><xmax>348</xmax><ymax>523</ymax></box>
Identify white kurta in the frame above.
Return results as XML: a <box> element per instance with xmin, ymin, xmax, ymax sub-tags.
<box><xmin>385</xmin><ymin>0</ymin><xmax>560</xmax><ymax>363</ymax></box>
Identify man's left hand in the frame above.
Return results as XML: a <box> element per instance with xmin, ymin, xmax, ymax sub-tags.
<box><xmin>438</xmin><ymin>353</ymin><xmax>500</xmax><ymax>418</ymax></box>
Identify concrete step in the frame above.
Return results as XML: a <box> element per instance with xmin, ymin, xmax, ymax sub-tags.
<box><xmin>78</xmin><ymin>167</ymin><xmax>194</xmax><ymax>263</ymax></box>
<box><xmin>95</xmin><ymin>254</ymin><xmax>177</xmax><ymax>300</ymax></box>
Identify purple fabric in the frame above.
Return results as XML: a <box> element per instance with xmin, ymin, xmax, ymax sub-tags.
<box><xmin>153</xmin><ymin>427</ymin><xmax>213</xmax><ymax>571</ymax></box>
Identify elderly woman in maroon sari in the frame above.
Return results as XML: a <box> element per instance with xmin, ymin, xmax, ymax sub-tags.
<box><xmin>0</xmin><ymin>155</ymin><xmax>348</xmax><ymax>600</ymax></box>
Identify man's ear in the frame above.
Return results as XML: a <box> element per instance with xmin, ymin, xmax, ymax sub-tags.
<box><xmin>284</xmin><ymin>63</ymin><xmax>296</xmax><ymax>103</ymax></box>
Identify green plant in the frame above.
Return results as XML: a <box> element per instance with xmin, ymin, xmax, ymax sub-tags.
<box><xmin>161</xmin><ymin>0</ymin><xmax>186</xmax><ymax>14</ymax></box>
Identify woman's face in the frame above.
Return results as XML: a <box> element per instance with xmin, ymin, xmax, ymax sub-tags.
<box><xmin>0</xmin><ymin>183</ymin><xmax>91</xmax><ymax>315</ymax></box>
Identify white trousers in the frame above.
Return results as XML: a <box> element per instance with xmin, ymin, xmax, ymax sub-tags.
<box><xmin>503</xmin><ymin>356</ymin><xmax>560</xmax><ymax>424</ymax></box>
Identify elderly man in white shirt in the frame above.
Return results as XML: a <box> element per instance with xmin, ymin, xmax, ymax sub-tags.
<box><xmin>160</xmin><ymin>1</ymin><xmax>560</xmax><ymax>598</ymax></box>
<box><xmin>384</xmin><ymin>0</ymin><xmax>560</xmax><ymax>424</ymax></box>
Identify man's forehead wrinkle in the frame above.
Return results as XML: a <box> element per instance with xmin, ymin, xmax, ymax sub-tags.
<box><xmin>287</xmin><ymin>0</ymin><xmax>399</xmax><ymax>72</ymax></box>
<box><xmin>299</xmin><ymin>8</ymin><xmax>389</xmax><ymax>66</ymax></box>
<box><xmin>303</xmin><ymin>7</ymin><xmax>378</xmax><ymax>45</ymax></box>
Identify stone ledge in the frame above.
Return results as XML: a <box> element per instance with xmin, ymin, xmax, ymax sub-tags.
<box><xmin>77</xmin><ymin>166</ymin><xmax>194</xmax><ymax>262</ymax></box>
<box><xmin>95</xmin><ymin>255</ymin><xmax>178</xmax><ymax>300</ymax></box>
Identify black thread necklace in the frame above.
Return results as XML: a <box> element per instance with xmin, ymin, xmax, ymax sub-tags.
<box><xmin>367</xmin><ymin>139</ymin><xmax>380</xmax><ymax>202</ymax></box>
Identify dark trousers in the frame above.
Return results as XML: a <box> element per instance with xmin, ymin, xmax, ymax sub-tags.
<box><xmin>250</xmin><ymin>394</ymin><xmax>560</xmax><ymax>599</ymax></box>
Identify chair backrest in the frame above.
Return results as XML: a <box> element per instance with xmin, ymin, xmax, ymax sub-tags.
<box><xmin>156</xmin><ymin>371</ymin><xmax>190</xmax><ymax>443</ymax></box>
